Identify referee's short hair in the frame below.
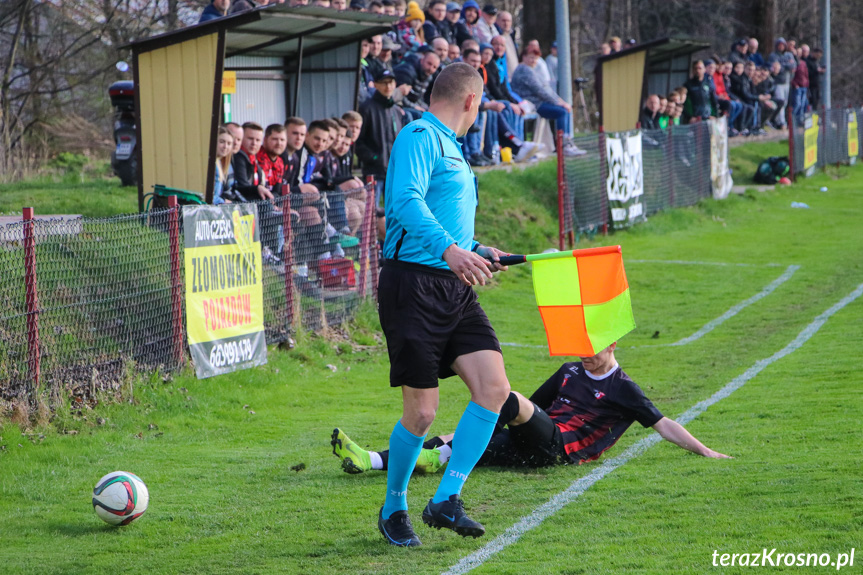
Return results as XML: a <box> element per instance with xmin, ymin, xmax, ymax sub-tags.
<box><xmin>430</xmin><ymin>62</ymin><xmax>484</xmax><ymax>106</ymax></box>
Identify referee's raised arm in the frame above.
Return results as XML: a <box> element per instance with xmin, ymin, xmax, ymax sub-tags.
<box><xmin>375</xmin><ymin>63</ymin><xmax>513</xmax><ymax>547</ymax></box>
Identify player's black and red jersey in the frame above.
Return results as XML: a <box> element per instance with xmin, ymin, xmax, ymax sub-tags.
<box><xmin>529</xmin><ymin>362</ymin><xmax>664</xmax><ymax>464</ymax></box>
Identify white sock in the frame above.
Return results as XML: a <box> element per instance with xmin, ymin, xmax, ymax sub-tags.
<box><xmin>437</xmin><ymin>444</ymin><xmax>452</xmax><ymax>465</ymax></box>
<box><xmin>369</xmin><ymin>451</ymin><xmax>384</xmax><ymax>470</ymax></box>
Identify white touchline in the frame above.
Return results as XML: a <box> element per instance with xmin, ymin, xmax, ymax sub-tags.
<box><xmin>443</xmin><ymin>281</ymin><xmax>863</xmax><ymax>575</ymax></box>
<box><xmin>629</xmin><ymin>259</ymin><xmax>784</xmax><ymax>267</ymax></box>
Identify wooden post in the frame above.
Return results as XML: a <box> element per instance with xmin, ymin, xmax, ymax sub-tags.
<box><xmin>23</xmin><ymin>207</ymin><xmax>40</xmax><ymax>389</ymax></box>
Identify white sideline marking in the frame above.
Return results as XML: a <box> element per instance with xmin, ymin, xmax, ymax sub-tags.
<box><xmin>665</xmin><ymin>264</ymin><xmax>800</xmax><ymax>347</ymax></box>
<box><xmin>444</xmin><ymin>281</ymin><xmax>863</xmax><ymax>575</ymax></box>
<box><xmin>629</xmin><ymin>259</ymin><xmax>784</xmax><ymax>267</ymax></box>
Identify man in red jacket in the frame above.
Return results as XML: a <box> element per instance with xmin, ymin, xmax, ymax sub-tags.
<box><xmin>790</xmin><ymin>45</ymin><xmax>810</xmax><ymax>122</ymax></box>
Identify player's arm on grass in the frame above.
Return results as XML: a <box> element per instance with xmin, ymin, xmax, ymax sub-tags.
<box><xmin>652</xmin><ymin>417</ymin><xmax>731</xmax><ymax>459</ymax></box>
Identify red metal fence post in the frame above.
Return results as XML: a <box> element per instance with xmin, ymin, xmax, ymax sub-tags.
<box><xmin>667</xmin><ymin>123</ymin><xmax>675</xmax><ymax>207</ymax></box>
<box><xmin>368</xmin><ymin>179</ymin><xmax>379</xmax><ymax>298</ymax></box>
<box><xmin>556</xmin><ymin>130</ymin><xmax>565</xmax><ymax>251</ymax></box>
<box><xmin>787</xmin><ymin>105</ymin><xmax>796</xmax><ymax>181</ymax></box>
<box><xmin>358</xmin><ymin>177</ymin><xmax>375</xmax><ymax>298</ymax></box>
<box><xmin>23</xmin><ymin>207</ymin><xmax>40</xmax><ymax>389</ymax></box>
<box><xmin>167</xmin><ymin>196</ymin><xmax>184</xmax><ymax>366</ymax></box>
<box><xmin>281</xmin><ymin>195</ymin><xmax>294</xmax><ymax>332</ymax></box>
<box><xmin>598</xmin><ymin>126</ymin><xmax>609</xmax><ymax>235</ymax></box>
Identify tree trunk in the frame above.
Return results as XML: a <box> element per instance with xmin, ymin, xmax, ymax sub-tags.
<box><xmin>522</xmin><ymin>0</ymin><xmax>556</xmax><ymax>55</ymax></box>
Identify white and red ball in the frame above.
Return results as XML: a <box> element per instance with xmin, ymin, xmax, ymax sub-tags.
<box><xmin>92</xmin><ymin>471</ymin><xmax>149</xmax><ymax>526</ymax></box>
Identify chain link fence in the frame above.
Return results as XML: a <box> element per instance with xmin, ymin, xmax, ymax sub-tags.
<box><xmin>1</xmin><ymin>183</ymin><xmax>378</xmax><ymax>401</ymax></box>
<box><xmin>559</xmin><ymin>122</ymin><xmax>713</xmax><ymax>240</ymax></box>
<box><xmin>790</xmin><ymin>107</ymin><xmax>862</xmax><ymax>177</ymax></box>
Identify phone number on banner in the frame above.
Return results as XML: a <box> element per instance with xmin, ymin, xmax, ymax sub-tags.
<box><xmin>209</xmin><ymin>338</ymin><xmax>255</xmax><ymax>368</ymax></box>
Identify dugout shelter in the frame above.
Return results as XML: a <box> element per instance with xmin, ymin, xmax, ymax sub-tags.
<box><xmin>596</xmin><ymin>37</ymin><xmax>711</xmax><ymax>132</ymax></box>
<box><xmin>127</xmin><ymin>5</ymin><xmax>395</xmax><ymax>209</ymax></box>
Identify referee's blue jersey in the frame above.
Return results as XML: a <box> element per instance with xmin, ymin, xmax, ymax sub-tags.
<box><xmin>382</xmin><ymin>112</ymin><xmax>479</xmax><ymax>270</ymax></box>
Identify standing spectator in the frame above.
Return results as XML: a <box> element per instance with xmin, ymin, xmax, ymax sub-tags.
<box><xmin>790</xmin><ymin>45</ymin><xmax>810</xmax><ymax>122</ymax></box>
<box><xmin>683</xmin><ymin>60</ymin><xmax>718</xmax><ymax>123</ymax></box>
<box><xmin>356</xmin><ymin>70</ymin><xmax>405</xmax><ymax>205</ymax></box>
<box><xmin>449</xmin><ymin>2</ymin><xmax>475</xmax><ymax>47</ymax></box>
<box><xmin>461</xmin><ymin>1</ymin><xmax>481</xmax><ymax>40</ymax></box>
<box><xmin>747</xmin><ymin>38</ymin><xmax>765</xmax><ymax>67</ymax></box>
<box><xmin>608</xmin><ymin>36</ymin><xmax>622</xmax><ymax>54</ymax></box>
<box><xmin>358</xmin><ymin>38</ymin><xmax>375</xmax><ymax>103</ymax></box>
<box><xmin>511</xmin><ymin>47</ymin><xmax>585</xmax><ymax>155</ymax></box>
<box><xmin>768</xmin><ymin>37</ymin><xmax>796</xmax><ymax>127</ymax></box>
<box><xmin>423</xmin><ymin>0</ymin><xmax>453</xmax><ymax>44</ymax></box>
<box><xmin>395</xmin><ymin>2</ymin><xmax>427</xmax><ymax>53</ymax></box>
<box><xmin>230</xmin><ymin>0</ymin><xmax>257</xmax><ymax>13</ymax></box>
<box><xmin>199</xmin><ymin>0</ymin><xmax>230</xmax><ymax>23</ymax></box>
<box><xmin>709</xmin><ymin>60</ymin><xmax>742</xmax><ymax>136</ymax></box>
<box><xmin>474</xmin><ymin>4</ymin><xmax>499</xmax><ymax>45</ymax></box>
<box><xmin>394</xmin><ymin>51</ymin><xmax>441</xmax><ymax>122</ymax></box>
<box><xmin>640</xmin><ymin>94</ymin><xmax>661</xmax><ymax>130</ymax></box>
<box><xmin>546</xmin><ymin>41</ymin><xmax>558</xmax><ymax>93</ymax></box>
<box><xmin>600</xmin><ymin>42</ymin><xmax>611</xmax><ymax>56</ymax></box>
<box><xmin>728</xmin><ymin>38</ymin><xmax>748</xmax><ymax>65</ymax></box>
<box><xmin>806</xmin><ymin>47</ymin><xmax>824</xmax><ymax>109</ymax></box>
<box><xmin>496</xmin><ymin>10</ymin><xmax>519</xmax><ymax>78</ymax></box>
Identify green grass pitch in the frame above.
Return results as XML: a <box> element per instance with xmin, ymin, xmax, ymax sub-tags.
<box><xmin>1</xmin><ymin>156</ymin><xmax>862</xmax><ymax>574</ymax></box>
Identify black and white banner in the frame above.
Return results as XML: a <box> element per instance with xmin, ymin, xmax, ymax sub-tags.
<box><xmin>605</xmin><ymin>132</ymin><xmax>645</xmax><ymax>229</ymax></box>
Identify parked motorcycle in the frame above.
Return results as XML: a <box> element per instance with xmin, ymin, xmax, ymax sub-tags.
<box><xmin>109</xmin><ymin>80</ymin><xmax>137</xmax><ymax>187</ymax></box>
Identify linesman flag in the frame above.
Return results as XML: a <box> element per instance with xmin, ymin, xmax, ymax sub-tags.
<box><xmin>508</xmin><ymin>246</ymin><xmax>635</xmax><ymax>356</ymax></box>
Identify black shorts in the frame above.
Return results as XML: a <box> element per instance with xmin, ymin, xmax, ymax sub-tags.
<box><xmin>378</xmin><ymin>260</ymin><xmax>501</xmax><ymax>389</ymax></box>
<box><xmin>479</xmin><ymin>400</ymin><xmax>566</xmax><ymax>468</ymax></box>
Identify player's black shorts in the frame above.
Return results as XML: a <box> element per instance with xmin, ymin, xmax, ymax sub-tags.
<box><xmin>480</xmin><ymin>399</ymin><xmax>566</xmax><ymax>468</ymax></box>
<box><xmin>378</xmin><ymin>259</ymin><xmax>502</xmax><ymax>389</ymax></box>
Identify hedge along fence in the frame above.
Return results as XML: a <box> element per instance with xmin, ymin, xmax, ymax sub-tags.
<box><xmin>1</xmin><ymin>183</ymin><xmax>379</xmax><ymax>405</ymax></box>
<box><xmin>788</xmin><ymin>107</ymin><xmax>862</xmax><ymax>179</ymax></box>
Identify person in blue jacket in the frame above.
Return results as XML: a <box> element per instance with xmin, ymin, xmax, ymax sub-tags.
<box><xmin>199</xmin><ymin>0</ymin><xmax>230</xmax><ymax>23</ymax></box>
<box><xmin>374</xmin><ymin>62</ymin><xmax>513</xmax><ymax>547</ymax></box>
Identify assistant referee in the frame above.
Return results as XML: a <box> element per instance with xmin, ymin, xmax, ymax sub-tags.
<box><xmin>375</xmin><ymin>63</ymin><xmax>512</xmax><ymax>547</ymax></box>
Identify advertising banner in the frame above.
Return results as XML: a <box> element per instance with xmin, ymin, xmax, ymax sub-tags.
<box><xmin>804</xmin><ymin>113</ymin><xmax>819</xmax><ymax>175</ymax></box>
<box><xmin>606</xmin><ymin>131</ymin><xmax>645</xmax><ymax>228</ymax></box>
<box><xmin>709</xmin><ymin>116</ymin><xmax>733</xmax><ymax>199</ymax></box>
<box><xmin>183</xmin><ymin>204</ymin><xmax>267</xmax><ymax>379</ymax></box>
<box><xmin>848</xmin><ymin>110</ymin><xmax>859</xmax><ymax>163</ymax></box>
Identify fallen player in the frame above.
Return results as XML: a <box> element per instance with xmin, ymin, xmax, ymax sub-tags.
<box><xmin>332</xmin><ymin>342</ymin><xmax>730</xmax><ymax>475</ymax></box>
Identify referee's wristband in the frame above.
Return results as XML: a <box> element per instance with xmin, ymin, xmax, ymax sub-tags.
<box><xmin>472</xmin><ymin>243</ymin><xmax>482</xmax><ymax>253</ymax></box>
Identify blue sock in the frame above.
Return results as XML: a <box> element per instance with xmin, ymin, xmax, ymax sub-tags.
<box><xmin>382</xmin><ymin>420</ymin><xmax>425</xmax><ymax>519</ymax></box>
<box><xmin>432</xmin><ymin>401</ymin><xmax>499</xmax><ymax>504</ymax></box>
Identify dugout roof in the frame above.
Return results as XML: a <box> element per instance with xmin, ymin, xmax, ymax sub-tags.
<box><xmin>596</xmin><ymin>37</ymin><xmax>711</xmax><ymax>132</ymax></box>
<box><xmin>128</xmin><ymin>5</ymin><xmax>395</xmax><ymax>209</ymax></box>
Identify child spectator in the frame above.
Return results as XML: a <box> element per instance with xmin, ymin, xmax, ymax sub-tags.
<box><xmin>395</xmin><ymin>2</ymin><xmax>427</xmax><ymax>53</ymax></box>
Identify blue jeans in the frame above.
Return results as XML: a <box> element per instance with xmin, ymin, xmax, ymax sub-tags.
<box><xmin>463</xmin><ymin>111</ymin><xmax>485</xmax><ymax>157</ymax></box>
<box><xmin>722</xmin><ymin>100</ymin><xmax>743</xmax><ymax>128</ymax></box>
<box><xmin>537</xmin><ymin>102</ymin><xmax>571</xmax><ymax>137</ymax></box>
<box><xmin>500</xmin><ymin>102</ymin><xmax>524</xmax><ymax>140</ymax></box>
<box><xmin>792</xmin><ymin>87</ymin><xmax>809</xmax><ymax>123</ymax></box>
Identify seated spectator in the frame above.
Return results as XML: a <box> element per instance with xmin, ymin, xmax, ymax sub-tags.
<box><xmin>213</xmin><ymin>126</ymin><xmax>235</xmax><ymax>205</ymax></box>
<box><xmin>332</xmin><ymin>0</ymin><xmax>347</xmax><ymax>9</ymax></box>
<box><xmin>199</xmin><ymin>0</ymin><xmax>230</xmax><ymax>23</ymax></box>
<box><xmin>487</xmin><ymin>35</ymin><xmax>525</xmax><ymax>138</ymax></box>
<box><xmin>313</xmin><ymin>0</ymin><xmax>331</xmax><ymax>6</ymax></box>
<box><xmin>497</xmin><ymin>10</ymin><xmax>518</xmax><ymax>51</ymax></box>
<box><xmin>448</xmin><ymin>42</ymin><xmax>461</xmax><ymax>62</ymax></box>
<box><xmin>747</xmin><ymin>38</ymin><xmax>765</xmax><ymax>67</ymax></box>
<box><xmin>280</xmin><ymin>117</ymin><xmax>323</xmax><ymax>228</ymax></box>
<box><xmin>368</xmin><ymin>35</ymin><xmax>397</xmax><ymax>81</ymax></box>
<box><xmin>331</xmin><ymin>119</ymin><xmax>367</xmax><ymax>234</ymax></box>
<box><xmin>258</xmin><ymin>124</ymin><xmax>288</xmax><ymax>194</ymax></box>
<box><xmin>356</xmin><ymin>70</ymin><xmax>405</xmax><ymax>205</ymax></box>
<box><xmin>393</xmin><ymin>51</ymin><xmax>440</xmax><ymax>122</ymax></box>
<box><xmin>753</xmin><ymin>66</ymin><xmax>779</xmax><ymax>128</ymax></box>
<box><xmin>708</xmin><ymin>60</ymin><xmax>742</xmax><ymax>136</ymax></box>
<box><xmin>600</xmin><ymin>42</ymin><xmax>611</xmax><ymax>56</ymax></box>
<box><xmin>729</xmin><ymin>61</ymin><xmax>764</xmax><ymax>135</ymax></box>
<box><xmin>682</xmin><ymin>60</ymin><xmax>718</xmax><ymax>123</ymax></box>
<box><xmin>395</xmin><ymin>2</ymin><xmax>426</xmax><ymax>53</ymax></box>
<box><xmin>461</xmin><ymin>48</ymin><xmax>542</xmax><ymax>166</ymax></box>
<box><xmin>358</xmin><ymin>38</ymin><xmax>375</xmax><ymax>102</ymax></box>
<box><xmin>474</xmin><ymin>4</ymin><xmax>499</xmax><ymax>44</ymax></box>
<box><xmin>511</xmin><ymin>47</ymin><xmax>585</xmax><ymax>156</ymax></box>
<box><xmin>728</xmin><ymin>38</ymin><xmax>748</xmax><ymax>65</ymax></box>
<box><xmin>449</xmin><ymin>2</ymin><xmax>475</xmax><ymax>47</ymax></box>
<box><xmin>657</xmin><ymin>95</ymin><xmax>669</xmax><ymax>129</ymax></box>
<box><xmin>461</xmin><ymin>1</ymin><xmax>481</xmax><ymax>40</ymax></box>
<box><xmin>431</xmin><ymin>37</ymin><xmax>451</xmax><ymax>65</ymax></box>
<box><xmin>341</xmin><ymin>111</ymin><xmax>363</xmax><ymax>147</ymax></box>
<box><xmin>526</xmin><ymin>40</ymin><xmax>552</xmax><ymax>89</ymax></box>
<box><xmin>368</xmin><ymin>0</ymin><xmax>383</xmax><ymax>12</ymax></box>
<box><xmin>640</xmin><ymin>94</ymin><xmax>661</xmax><ymax>130</ymax></box>
<box><xmin>423</xmin><ymin>0</ymin><xmax>453</xmax><ymax>44</ymax></box>
<box><xmin>382</xmin><ymin>0</ymin><xmax>398</xmax><ymax>17</ymax></box>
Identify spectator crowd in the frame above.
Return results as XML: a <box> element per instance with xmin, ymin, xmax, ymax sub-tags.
<box><xmin>639</xmin><ymin>36</ymin><xmax>825</xmax><ymax>137</ymax></box>
<box><xmin>199</xmin><ymin>0</ymin><xmax>584</xmax><ymax>296</ymax></box>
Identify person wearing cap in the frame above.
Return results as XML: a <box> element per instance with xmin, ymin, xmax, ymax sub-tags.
<box><xmin>355</xmin><ymin>69</ymin><xmax>405</xmax><ymax>207</ymax></box>
<box><xmin>767</xmin><ymin>37</ymin><xmax>796</xmax><ymax>128</ymax></box>
<box><xmin>395</xmin><ymin>1</ymin><xmax>427</xmax><ymax>53</ymax></box>
<box><xmin>368</xmin><ymin>35</ymin><xmax>397</xmax><ymax>81</ymax></box>
<box><xmin>474</xmin><ymin>4</ymin><xmax>499</xmax><ymax>45</ymax></box>
<box><xmin>728</xmin><ymin>38</ymin><xmax>749</xmax><ymax>65</ymax></box>
<box><xmin>608</xmin><ymin>36</ymin><xmax>621</xmax><ymax>54</ymax></box>
<box><xmin>448</xmin><ymin>2</ymin><xmax>475</xmax><ymax>47</ymax></box>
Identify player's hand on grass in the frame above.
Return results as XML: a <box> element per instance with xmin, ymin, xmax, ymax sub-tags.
<box><xmin>475</xmin><ymin>245</ymin><xmax>509</xmax><ymax>272</ymax></box>
<box><xmin>444</xmin><ymin>244</ymin><xmax>494</xmax><ymax>286</ymax></box>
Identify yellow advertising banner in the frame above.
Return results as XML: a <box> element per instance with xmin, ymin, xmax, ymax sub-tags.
<box><xmin>804</xmin><ymin>113</ymin><xmax>819</xmax><ymax>171</ymax></box>
<box><xmin>183</xmin><ymin>204</ymin><xmax>267</xmax><ymax>379</ymax></box>
<box><xmin>848</xmin><ymin>110</ymin><xmax>859</xmax><ymax>159</ymax></box>
<box><xmin>221</xmin><ymin>71</ymin><xmax>236</xmax><ymax>95</ymax></box>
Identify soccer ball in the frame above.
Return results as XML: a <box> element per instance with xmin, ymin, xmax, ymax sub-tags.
<box><xmin>92</xmin><ymin>471</ymin><xmax>149</xmax><ymax>526</ymax></box>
